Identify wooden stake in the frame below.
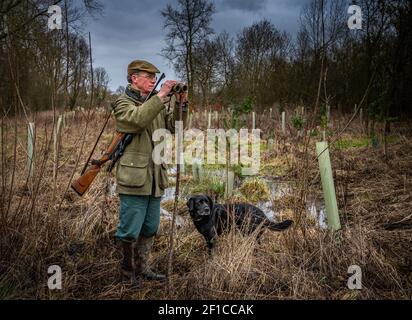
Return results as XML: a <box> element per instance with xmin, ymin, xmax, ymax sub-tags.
<box><xmin>168</xmin><ymin>96</ymin><xmax>185</xmax><ymax>292</ymax></box>
<box><xmin>180</xmin><ymin>152</ymin><xmax>185</xmax><ymax>175</ymax></box>
<box><xmin>188</xmin><ymin>112</ymin><xmax>193</xmax><ymax>130</ymax></box>
<box><xmin>53</xmin><ymin>116</ymin><xmax>62</xmax><ymax>179</ymax></box>
<box><xmin>198</xmin><ymin>161</ymin><xmax>203</xmax><ymax>182</ymax></box>
<box><xmin>281</xmin><ymin>111</ymin><xmax>286</xmax><ymax>134</ymax></box>
<box><xmin>192</xmin><ymin>161</ymin><xmax>200</xmax><ymax>182</ymax></box>
<box><xmin>0</xmin><ymin>121</ymin><xmax>3</xmax><ymax>216</ymax></box>
<box><xmin>27</xmin><ymin>122</ymin><xmax>35</xmax><ymax>179</ymax></box>
<box><xmin>252</xmin><ymin>112</ymin><xmax>256</xmax><ymax>130</ymax></box>
<box><xmin>360</xmin><ymin>108</ymin><xmax>363</xmax><ymax>131</ymax></box>
<box><xmin>88</xmin><ymin>32</ymin><xmax>94</xmax><ymax>108</ymax></box>
<box><xmin>326</xmin><ymin>104</ymin><xmax>330</xmax><ymax>122</ymax></box>
<box><xmin>316</xmin><ymin>142</ymin><xmax>341</xmax><ymax>231</ymax></box>
<box><xmin>225</xmin><ymin>171</ymin><xmax>235</xmax><ymax>197</ymax></box>
<box><xmin>0</xmin><ymin>125</ymin><xmax>2</xmax><ymax>177</ymax></box>
<box><xmin>268</xmin><ymin>138</ymin><xmax>274</xmax><ymax>151</ymax></box>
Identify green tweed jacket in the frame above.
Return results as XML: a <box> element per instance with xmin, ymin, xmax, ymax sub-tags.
<box><xmin>113</xmin><ymin>85</ymin><xmax>188</xmax><ymax>197</ymax></box>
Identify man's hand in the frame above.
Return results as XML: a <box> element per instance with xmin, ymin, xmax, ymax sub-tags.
<box><xmin>157</xmin><ymin>80</ymin><xmax>178</xmax><ymax>103</ymax></box>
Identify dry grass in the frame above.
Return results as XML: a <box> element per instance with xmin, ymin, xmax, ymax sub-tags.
<box><xmin>0</xmin><ymin>108</ymin><xmax>411</xmax><ymax>299</ymax></box>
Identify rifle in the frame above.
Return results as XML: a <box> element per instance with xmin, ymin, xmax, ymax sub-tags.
<box><xmin>71</xmin><ymin>73</ymin><xmax>166</xmax><ymax>196</ymax></box>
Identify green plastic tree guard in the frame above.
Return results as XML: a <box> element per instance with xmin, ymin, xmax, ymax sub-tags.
<box><xmin>316</xmin><ymin>142</ymin><xmax>341</xmax><ymax>231</ymax></box>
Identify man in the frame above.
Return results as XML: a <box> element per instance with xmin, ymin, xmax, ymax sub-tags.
<box><xmin>113</xmin><ymin>60</ymin><xmax>188</xmax><ymax>287</ymax></box>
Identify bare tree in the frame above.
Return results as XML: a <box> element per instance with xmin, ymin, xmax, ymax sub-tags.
<box><xmin>0</xmin><ymin>0</ymin><xmax>103</xmax><ymax>113</ymax></box>
<box><xmin>67</xmin><ymin>34</ymin><xmax>89</xmax><ymax>109</ymax></box>
<box><xmin>294</xmin><ymin>0</ymin><xmax>346</xmax><ymax>108</ymax></box>
<box><xmin>161</xmin><ymin>0</ymin><xmax>215</xmax><ymax>100</ymax></box>
<box><xmin>235</xmin><ymin>19</ymin><xmax>290</xmax><ymax>107</ymax></box>
<box><xmin>192</xmin><ymin>38</ymin><xmax>219</xmax><ymax>107</ymax></box>
<box><xmin>214</xmin><ymin>32</ymin><xmax>236</xmax><ymax>90</ymax></box>
<box><xmin>93</xmin><ymin>67</ymin><xmax>109</xmax><ymax>108</ymax></box>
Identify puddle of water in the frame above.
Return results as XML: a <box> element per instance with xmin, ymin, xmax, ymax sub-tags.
<box><xmin>163</xmin><ymin>187</ymin><xmax>176</xmax><ymax>202</ymax></box>
<box><xmin>160</xmin><ymin>208</ymin><xmax>186</xmax><ymax>228</ymax></box>
<box><xmin>163</xmin><ymin>169</ymin><xmax>328</xmax><ymax>229</ymax></box>
<box><xmin>255</xmin><ymin>200</ymin><xmax>276</xmax><ymax>222</ymax></box>
<box><xmin>264</xmin><ymin>179</ymin><xmax>292</xmax><ymax>198</ymax></box>
<box><xmin>168</xmin><ymin>167</ymin><xmax>177</xmax><ymax>176</ymax></box>
<box><xmin>263</xmin><ymin>178</ymin><xmax>327</xmax><ymax>229</ymax></box>
<box><xmin>256</xmin><ymin>198</ymin><xmax>327</xmax><ymax>229</ymax></box>
<box><xmin>255</xmin><ymin>176</ymin><xmax>328</xmax><ymax>229</ymax></box>
<box><xmin>161</xmin><ymin>186</ymin><xmax>190</xmax><ymax>228</ymax></box>
<box><xmin>308</xmin><ymin>201</ymin><xmax>328</xmax><ymax>229</ymax></box>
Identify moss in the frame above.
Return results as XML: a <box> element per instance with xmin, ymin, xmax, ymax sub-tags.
<box><xmin>239</xmin><ymin>177</ymin><xmax>270</xmax><ymax>203</ymax></box>
<box><xmin>260</xmin><ymin>156</ymin><xmax>291</xmax><ymax>177</ymax></box>
<box><xmin>202</xmin><ymin>163</ymin><xmax>225</xmax><ymax>171</ymax></box>
<box><xmin>334</xmin><ymin>135</ymin><xmax>399</xmax><ymax>150</ymax></box>
<box><xmin>259</xmin><ymin>142</ymin><xmax>267</xmax><ymax>152</ymax></box>
<box><xmin>336</xmin><ymin>138</ymin><xmax>369</xmax><ymax>149</ymax></box>
<box><xmin>385</xmin><ymin>136</ymin><xmax>399</xmax><ymax>144</ymax></box>
<box><xmin>188</xmin><ymin>175</ymin><xmax>225</xmax><ymax>199</ymax></box>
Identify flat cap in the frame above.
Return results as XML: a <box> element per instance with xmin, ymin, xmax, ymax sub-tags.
<box><xmin>127</xmin><ymin>60</ymin><xmax>160</xmax><ymax>75</ymax></box>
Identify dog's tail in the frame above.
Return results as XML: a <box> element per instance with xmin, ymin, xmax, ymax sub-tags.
<box><xmin>266</xmin><ymin>219</ymin><xmax>293</xmax><ymax>231</ymax></box>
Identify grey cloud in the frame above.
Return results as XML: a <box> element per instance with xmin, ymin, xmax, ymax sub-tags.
<box><xmin>85</xmin><ymin>0</ymin><xmax>305</xmax><ymax>90</ymax></box>
<box><xmin>213</xmin><ymin>0</ymin><xmax>303</xmax><ymax>36</ymax></box>
<box><xmin>218</xmin><ymin>0</ymin><xmax>267</xmax><ymax>12</ymax></box>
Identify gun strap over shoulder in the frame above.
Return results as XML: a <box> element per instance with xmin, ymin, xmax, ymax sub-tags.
<box><xmin>124</xmin><ymin>85</ymin><xmax>159</xmax><ymax>105</ymax></box>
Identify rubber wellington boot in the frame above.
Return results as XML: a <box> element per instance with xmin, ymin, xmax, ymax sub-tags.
<box><xmin>120</xmin><ymin>240</ymin><xmax>142</xmax><ymax>288</ymax></box>
<box><xmin>135</xmin><ymin>235</ymin><xmax>166</xmax><ymax>281</ymax></box>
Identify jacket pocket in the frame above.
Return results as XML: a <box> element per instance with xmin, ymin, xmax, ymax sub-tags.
<box><xmin>159</xmin><ymin>163</ymin><xmax>169</xmax><ymax>189</ymax></box>
<box><xmin>117</xmin><ymin>152</ymin><xmax>149</xmax><ymax>187</ymax></box>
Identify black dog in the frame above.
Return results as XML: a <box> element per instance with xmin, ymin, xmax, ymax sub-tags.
<box><xmin>187</xmin><ymin>195</ymin><xmax>293</xmax><ymax>252</ymax></box>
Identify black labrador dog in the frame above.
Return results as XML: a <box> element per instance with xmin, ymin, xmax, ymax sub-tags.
<box><xmin>187</xmin><ymin>195</ymin><xmax>293</xmax><ymax>252</ymax></box>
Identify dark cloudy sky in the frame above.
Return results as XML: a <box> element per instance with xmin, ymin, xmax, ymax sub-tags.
<box><xmin>85</xmin><ymin>0</ymin><xmax>307</xmax><ymax>91</ymax></box>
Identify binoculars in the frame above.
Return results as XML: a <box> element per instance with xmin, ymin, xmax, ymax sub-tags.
<box><xmin>169</xmin><ymin>83</ymin><xmax>188</xmax><ymax>95</ymax></box>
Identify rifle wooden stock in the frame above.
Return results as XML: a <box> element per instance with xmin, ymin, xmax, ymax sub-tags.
<box><xmin>71</xmin><ymin>164</ymin><xmax>101</xmax><ymax>196</ymax></box>
<box><xmin>71</xmin><ymin>132</ymin><xmax>125</xmax><ymax>196</ymax></box>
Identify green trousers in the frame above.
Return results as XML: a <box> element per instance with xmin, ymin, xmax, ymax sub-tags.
<box><xmin>115</xmin><ymin>194</ymin><xmax>161</xmax><ymax>242</ymax></box>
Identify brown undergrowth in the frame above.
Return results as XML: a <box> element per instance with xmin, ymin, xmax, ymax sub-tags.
<box><xmin>0</xmin><ymin>109</ymin><xmax>411</xmax><ymax>299</ymax></box>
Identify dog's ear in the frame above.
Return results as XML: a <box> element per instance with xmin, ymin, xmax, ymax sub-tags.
<box><xmin>187</xmin><ymin>197</ymin><xmax>195</xmax><ymax>212</ymax></box>
<box><xmin>206</xmin><ymin>195</ymin><xmax>214</xmax><ymax>210</ymax></box>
